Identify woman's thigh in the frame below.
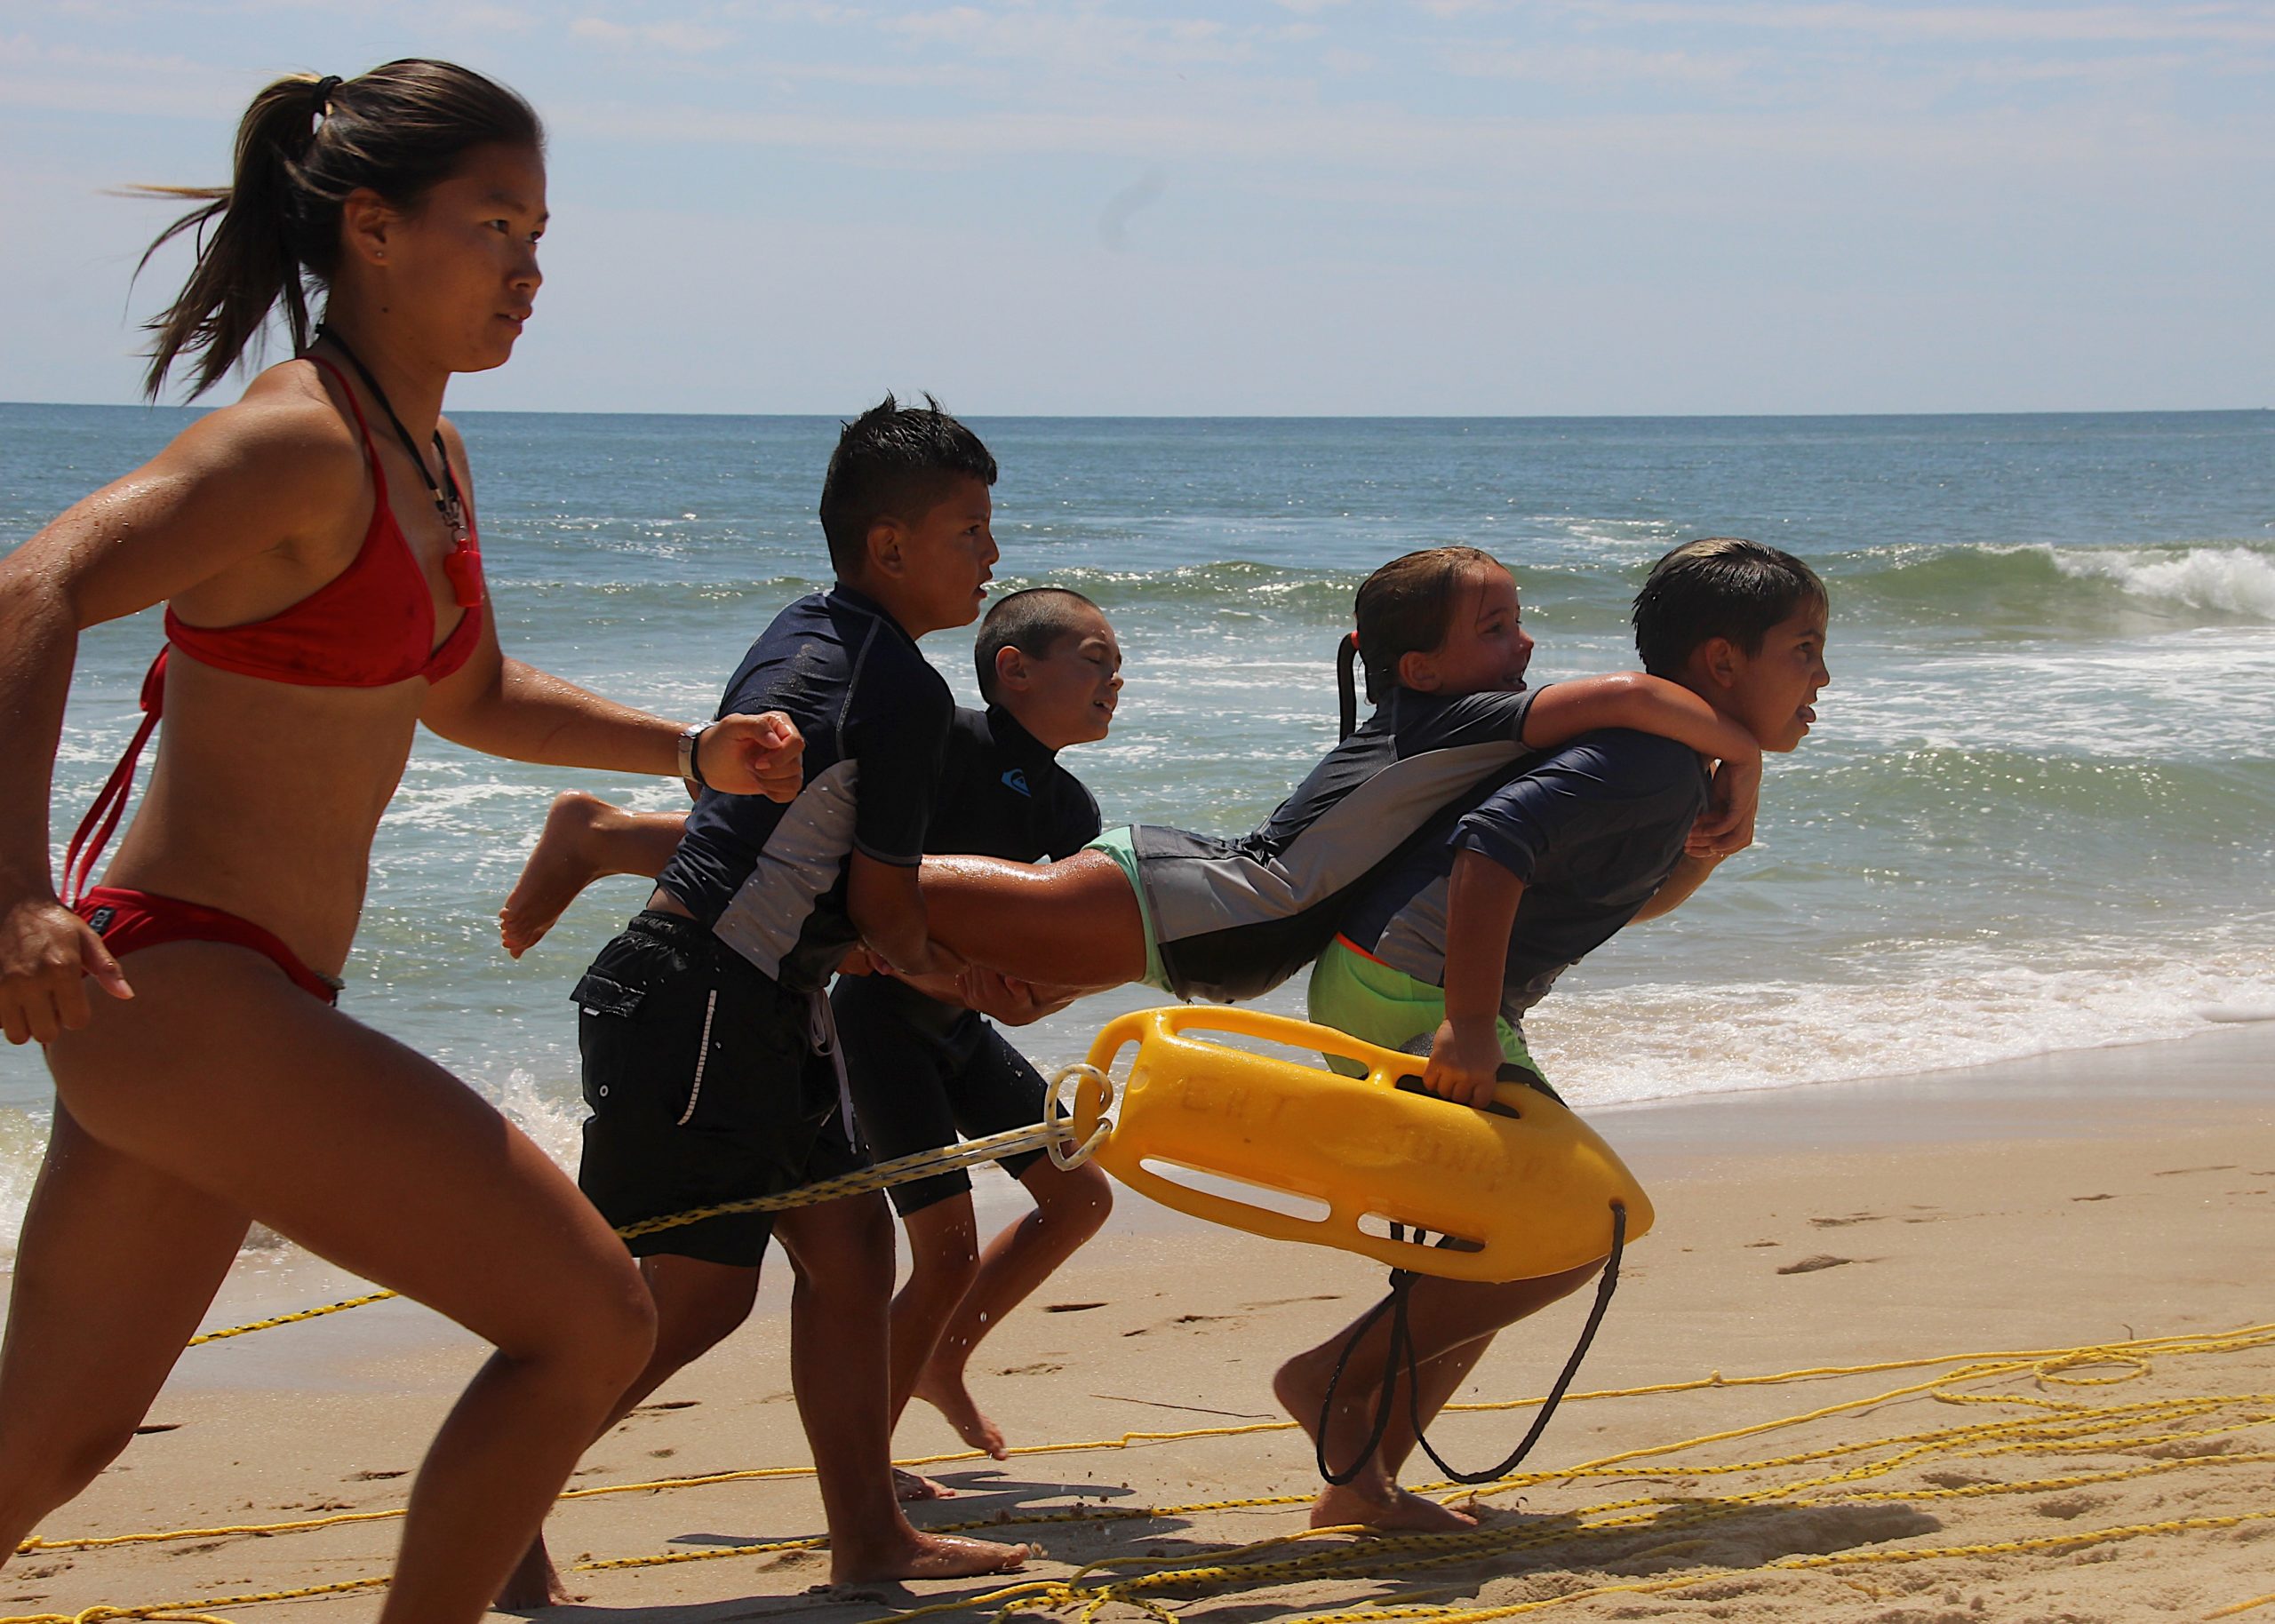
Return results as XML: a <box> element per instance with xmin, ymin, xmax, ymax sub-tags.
<box><xmin>45</xmin><ymin>942</ymin><xmax>645</xmax><ymax>1357</ymax></box>
<box><xmin>0</xmin><ymin>1104</ymin><xmax>249</xmax><ymax>1461</ymax></box>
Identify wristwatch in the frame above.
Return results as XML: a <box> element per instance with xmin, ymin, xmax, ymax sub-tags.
<box><xmin>677</xmin><ymin>720</ymin><xmax>712</xmax><ymax>791</ymax></box>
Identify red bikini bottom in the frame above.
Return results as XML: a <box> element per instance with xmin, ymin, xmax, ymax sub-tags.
<box><xmin>73</xmin><ymin>887</ymin><xmax>342</xmax><ymax>1007</ymax></box>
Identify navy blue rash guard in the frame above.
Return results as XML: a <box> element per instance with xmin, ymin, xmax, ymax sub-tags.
<box><xmin>657</xmin><ymin>585</ymin><xmax>953</xmax><ymax>992</ymax></box>
<box><xmin>926</xmin><ymin>705</ymin><xmax>1101</xmax><ymax>867</ymax></box>
<box><xmin>835</xmin><ymin>704</ymin><xmax>1101</xmax><ymax>1042</ymax></box>
<box><xmin>1337</xmin><ymin>728</ymin><xmax>1709</xmax><ymax>1024</ymax></box>
<box><xmin>1132</xmin><ymin>685</ymin><xmax>1541</xmax><ymax>1003</ymax></box>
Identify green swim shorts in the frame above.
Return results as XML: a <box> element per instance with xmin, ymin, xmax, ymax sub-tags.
<box><xmin>1083</xmin><ymin>825</ymin><xmax>1173</xmax><ymax>993</ymax></box>
<box><xmin>1305</xmin><ymin>935</ymin><xmax>1552</xmax><ymax>1095</ymax></box>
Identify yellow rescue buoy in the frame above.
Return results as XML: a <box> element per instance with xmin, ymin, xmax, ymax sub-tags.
<box><xmin>1064</xmin><ymin>1006</ymin><xmax>1650</xmax><ymax>1283</ymax></box>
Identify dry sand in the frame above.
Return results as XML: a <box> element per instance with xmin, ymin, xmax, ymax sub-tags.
<box><xmin>6</xmin><ymin>1023</ymin><xmax>2272</xmax><ymax>1624</ymax></box>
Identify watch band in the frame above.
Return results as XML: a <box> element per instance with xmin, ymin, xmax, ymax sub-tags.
<box><xmin>677</xmin><ymin>721</ymin><xmax>712</xmax><ymax>791</ymax></box>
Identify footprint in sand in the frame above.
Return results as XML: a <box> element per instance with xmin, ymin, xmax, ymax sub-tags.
<box><xmin>1776</xmin><ymin>1254</ymin><xmax>1860</xmax><ymax>1275</ymax></box>
<box><xmin>998</xmin><ymin>1361</ymin><xmax>1065</xmax><ymax>1376</ymax></box>
<box><xmin>1042</xmin><ymin>1302</ymin><xmax>1107</xmax><ymax>1314</ymax></box>
<box><xmin>2153</xmin><ymin>1165</ymin><xmax>2237</xmax><ymax>1176</ymax></box>
<box><xmin>1809</xmin><ymin>1213</ymin><xmax>1887</xmax><ymax>1228</ymax></box>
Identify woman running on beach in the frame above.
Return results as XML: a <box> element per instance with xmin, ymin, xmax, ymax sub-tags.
<box><xmin>0</xmin><ymin>60</ymin><xmax>1012</xmax><ymax>1620</ymax></box>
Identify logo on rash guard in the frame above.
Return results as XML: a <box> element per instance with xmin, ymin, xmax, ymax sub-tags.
<box><xmin>1002</xmin><ymin>768</ymin><xmax>1032</xmax><ymax>797</ymax></box>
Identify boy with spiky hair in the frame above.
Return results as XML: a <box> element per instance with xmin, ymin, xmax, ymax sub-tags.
<box><xmin>505</xmin><ymin>396</ymin><xmax>1026</xmax><ymax>1605</ymax></box>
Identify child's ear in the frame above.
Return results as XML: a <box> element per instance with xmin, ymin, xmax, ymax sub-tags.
<box><xmin>1692</xmin><ymin>635</ymin><xmax>1743</xmax><ymax>690</ymax></box>
<box><xmin>864</xmin><ymin>518</ymin><xmax>906</xmax><ymax>581</ymax></box>
<box><xmin>993</xmin><ymin>643</ymin><xmax>1030</xmax><ymax>695</ymax></box>
<box><xmin>1396</xmin><ymin>647</ymin><xmax>1442</xmax><ymax>693</ymax></box>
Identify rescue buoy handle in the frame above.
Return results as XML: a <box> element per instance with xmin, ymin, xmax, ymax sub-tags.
<box><xmin>1317</xmin><ymin>1200</ymin><xmax>1629</xmax><ymax>1489</ymax></box>
<box><xmin>1099</xmin><ymin>1006</ymin><xmax>1537</xmax><ymax>1117</ymax></box>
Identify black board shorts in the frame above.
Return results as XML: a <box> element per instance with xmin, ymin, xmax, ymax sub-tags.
<box><xmin>831</xmin><ymin>973</ymin><xmax>1049</xmax><ymax>1217</ymax></box>
<box><xmin>575</xmin><ymin>910</ymin><xmax>863</xmax><ymax>1269</ymax></box>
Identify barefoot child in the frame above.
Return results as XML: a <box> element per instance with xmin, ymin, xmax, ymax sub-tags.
<box><xmin>502</xmin><ymin>396</ymin><xmax>1026</xmax><ymax>1604</ymax></box>
<box><xmin>503</xmin><ymin>589</ymin><xmax>1123</xmax><ymax>1474</ymax></box>
<box><xmin>914</xmin><ymin>546</ymin><xmax>1768</xmax><ymax>999</ymax></box>
<box><xmin>1276</xmin><ymin>537</ymin><xmax>1832</xmax><ymax>1533</ymax></box>
<box><xmin>834</xmin><ymin>588</ymin><xmax>1119</xmax><ymax>1469</ymax></box>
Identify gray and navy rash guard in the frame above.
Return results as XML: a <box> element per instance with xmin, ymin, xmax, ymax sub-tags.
<box><xmin>1338</xmin><ymin>728</ymin><xmax>1709</xmax><ymax>1024</ymax></box>
<box><xmin>1136</xmin><ymin>685</ymin><xmax>1540</xmax><ymax>1003</ymax></box>
<box><xmin>658</xmin><ymin>585</ymin><xmax>952</xmax><ymax>992</ymax></box>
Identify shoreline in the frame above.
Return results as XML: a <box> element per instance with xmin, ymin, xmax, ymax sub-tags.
<box><xmin>10</xmin><ymin>1021</ymin><xmax>2271</xmax><ymax>1620</ymax></box>
<box><xmin>110</xmin><ymin>1018</ymin><xmax>2275</xmax><ymax>1389</ymax></box>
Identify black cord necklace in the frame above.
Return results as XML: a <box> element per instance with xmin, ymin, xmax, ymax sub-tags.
<box><xmin>314</xmin><ymin>323</ymin><xmax>471</xmax><ymax>547</ymax></box>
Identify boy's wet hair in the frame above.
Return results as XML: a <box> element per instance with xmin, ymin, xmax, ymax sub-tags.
<box><xmin>1336</xmin><ymin>546</ymin><xmax>1504</xmax><ymax>737</ymax></box>
<box><xmin>818</xmin><ymin>394</ymin><xmax>998</xmax><ymax>577</ymax></box>
<box><xmin>975</xmin><ymin>586</ymin><xmax>1105</xmax><ymax>705</ymax></box>
<box><xmin>1632</xmin><ymin>538</ymin><xmax>1826</xmax><ymax>676</ymax></box>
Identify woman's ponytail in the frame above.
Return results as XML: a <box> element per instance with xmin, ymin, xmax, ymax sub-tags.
<box><xmin>129</xmin><ymin>60</ymin><xmax>541</xmax><ymax>401</ymax></box>
<box><xmin>135</xmin><ymin>74</ymin><xmax>329</xmax><ymax>401</ymax></box>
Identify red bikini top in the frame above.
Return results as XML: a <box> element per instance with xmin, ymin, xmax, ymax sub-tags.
<box><xmin>164</xmin><ymin>356</ymin><xmax>485</xmax><ymax>687</ymax></box>
<box><xmin>62</xmin><ymin>358</ymin><xmax>489</xmax><ymax>905</ymax></box>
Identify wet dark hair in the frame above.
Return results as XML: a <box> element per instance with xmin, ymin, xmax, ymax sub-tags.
<box><xmin>133</xmin><ymin>60</ymin><xmax>543</xmax><ymax>401</ymax></box>
<box><xmin>975</xmin><ymin>587</ymin><xmax>1106</xmax><ymax>705</ymax></box>
<box><xmin>1335</xmin><ymin>545</ymin><xmax>1504</xmax><ymax>738</ymax></box>
<box><xmin>818</xmin><ymin>394</ymin><xmax>998</xmax><ymax>578</ymax></box>
<box><xmin>1632</xmin><ymin>537</ymin><xmax>1827</xmax><ymax>676</ymax></box>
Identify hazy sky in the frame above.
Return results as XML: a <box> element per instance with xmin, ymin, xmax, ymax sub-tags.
<box><xmin>4</xmin><ymin>2</ymin><xmax>2271</xmax><ymax>415</ymax></box>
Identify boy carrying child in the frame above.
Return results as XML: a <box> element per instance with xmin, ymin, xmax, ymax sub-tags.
<box><xmin>501</xmin><ymin>397</ymin><xmax>1028</xmax><ymax>1605</ymax></box>
<box><xmin>1279</xmin><ymin>537</ymin><xmax>1832</xmax><ymax>1533</ymax></box>
<box><xmin>833</xmin><ymin>586</ymin><xmax>1121</xmax><ymax>1471</ymax></box>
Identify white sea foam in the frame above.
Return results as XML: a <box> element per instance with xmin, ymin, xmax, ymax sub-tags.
<box><xmin>2049</xmin><ymin>545</ymin><xmax>2275</xmax><ymax>622</ymax></box>
<box><xmin>1533</xmin><ymin>937</ymin><xmax>2275</xmax><ymax>1110</ymax></box>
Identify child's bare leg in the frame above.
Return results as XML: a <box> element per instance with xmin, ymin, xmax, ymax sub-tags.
<box><xmin>919</xmin><ymin>852</ymin><xmax>1146</xmax><ymax>988</ymax></box>
<box><xmin>500</xmin><ymin>793</ymin><xmax>688</xmax><ymax>957</ymax></box>
<box><xmin>498</xmin><ymin>1255</ymin><xmax>759</xmax><ymax>1609</ymax></box>
<box><xmin>1273</xmin><ymin>1261</ymin><xmax>1602</xmax><ymax>1532</ymax></box>
<box><xmin>889</xmin><ymin>1196</ymin><xmax>986</xmax><ymax>1455</ymax></box>
<box><xmin>909</xmin><ymin>1158</ymin><xmax>1112</xmax><ymax>1457</ymax></box>
<box><xmin>771</xmin><ymin>1194</ymin><xmax>1028</xmax><ymax>1581</ymax></box>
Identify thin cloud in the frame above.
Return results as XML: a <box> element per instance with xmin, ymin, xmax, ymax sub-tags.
<box><xmin>1545</xmin><ymin>2</ymin><xmax>2275</xmax><ymax>48</ymax></box>
<box><xmin>570</xmin><ymin>17</ymin><xmax>737</xmax><ymax>52</ymax></box>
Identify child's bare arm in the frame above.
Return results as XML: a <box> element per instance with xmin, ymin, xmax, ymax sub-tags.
<box><xmin>1632</xmin><ymin>851</ymin><xmax>1725</xmax><ymax>922</ymax></box>
<box><xmin>849</xmin><ymin>852</ymin><xmax>965</xmax><ymax>980</ymax></box>
<box><xmin>1521</xmin><ymin>673</ymin><xmax>1760</xmax><ymax>853</ymax></box>
<box><xmin>1422</xmin><ymin>848</ymin><xmax>1525</xmax><ymax>1110</ymax></box>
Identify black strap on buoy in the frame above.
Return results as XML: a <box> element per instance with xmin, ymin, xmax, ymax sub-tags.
<box><xmin>1315</xmin><ymin>1200</ymin><xmax>1627</xmax><ymax>1487</ymax></box>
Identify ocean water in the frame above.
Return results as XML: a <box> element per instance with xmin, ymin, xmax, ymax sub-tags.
<box><xmin>3</xmin><ymin>406</ymin><xmax>2272</xmax><ymax>1255</ymax></box>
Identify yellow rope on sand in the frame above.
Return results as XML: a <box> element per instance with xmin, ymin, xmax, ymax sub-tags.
<box><xmin>15</xmin><ymin>1319</ymin><xmax>2275</xmax><ymax>1624</ymax></box>
<box><xmin>168</xmin><ymin>1112</ymin><xmax>1090</xmax><ymax>1350</ymax></box>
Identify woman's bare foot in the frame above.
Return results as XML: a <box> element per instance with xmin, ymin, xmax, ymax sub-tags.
<box><xmin>894</xmin><ymin>1465</ymin><xmax>957</xmax><ymax>1501</ymax></box>
<box><xmin>1309</xmin><ymin>1481</ymin><xmax>1478</xmax><ymax>1532</ymax></box>
<box><xmin>500</xmin><ymin>791</ymin><xmax>625</xmax><ymax>958</ymax></box>
<box><xmin>831</xmin><ymin>1530</ymin><xmax>1029</xmax><ymax>1584</ymax></box>
<box><xmin>912</xmin><ymin>1367</ymin><xmax>1009</xmax><ymax>1460</ymax></box>
<box><xmin>495</xmin><ymin>1531</ymin><xmax>576</xmax><ymax>1611</ymax></box>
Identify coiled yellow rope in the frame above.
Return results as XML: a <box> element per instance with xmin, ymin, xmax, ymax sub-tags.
<box><xmin>173</xmin><ymin>1107</ymin><xmax>1094</xmax><ymax>1349</ymax></box>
